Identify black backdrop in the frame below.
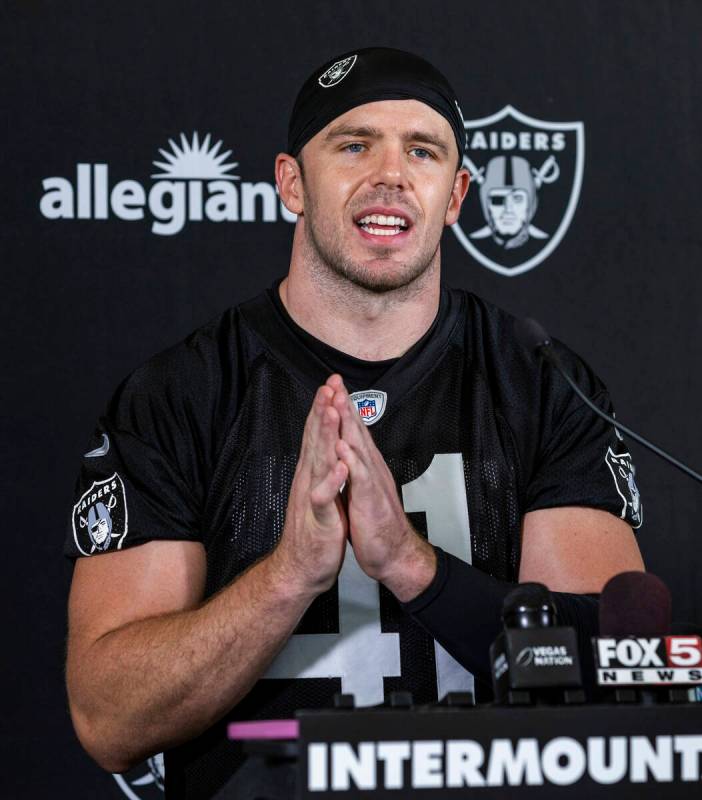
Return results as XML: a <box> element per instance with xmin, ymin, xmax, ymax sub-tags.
<box><xmin>3</xmin><ymin>2</ymin><xmax>701</xmax><ymax>797</ymax></box>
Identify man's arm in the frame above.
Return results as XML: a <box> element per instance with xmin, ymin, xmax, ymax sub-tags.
<box><xmin>66</xmin><ymin>385</ymin><xmax>349</xmax><ymax>773</ymax></box>
<box><xmin>66</xmin><ymin>540</ymin><xmax>319</xmax><ymax>772</ymax></box>
<box><xmin>518</xmin><ymin>506</ymin><xmax>644</xmax><ymax>591</ymax></box>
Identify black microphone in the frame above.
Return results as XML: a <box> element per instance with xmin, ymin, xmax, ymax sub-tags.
<box><xmin>502</xmin><ymin>581</ymin><xmax>557</xmax><ymax>629</ymax></box>
<box><xmin>490</xmin><ymin>583</ymin><xmax>584</xmax><ymax>705</ymax></box>
<box><xmin>514</xmin><ymin>318</ymin><xmax>702</xmax><ymax>484</ymax></box>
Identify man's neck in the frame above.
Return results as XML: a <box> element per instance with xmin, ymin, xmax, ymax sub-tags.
<box><xmin>280</xmin><ymin>254</ymin><xmax>441</xmax><ymax>362</ymax></box>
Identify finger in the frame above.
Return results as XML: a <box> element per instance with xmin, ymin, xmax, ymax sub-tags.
<box><xmin>335</xmin><ymin>438</ymin><xmax>370</xmax><ymax>485</ymax></box>
<box><xmin>310</xmin><ymin>460</ymin><xmax>349</xmax><ymax>517</ymax></box>
<box><xmin>333</xmin><ymin>387</ymin><xmax>371</xmax><ymax>452</ymax></box>
<box><xmin>300</xmin><ymin>385</ymin><xmax>334</xmax><ymax>462</ymax></box>
<box><xmin>326</xmin><ymin>373</ymin><xmax>346</xmax><ymax>392</ymax></box>
<box><xmin>310</xmin><ymin>404</ymin><xmax>341</xmax><ymax>482</ymax></box>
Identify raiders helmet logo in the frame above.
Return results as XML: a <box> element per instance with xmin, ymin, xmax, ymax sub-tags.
<box><xmin>72</xmin><ymin>473</ymin><xmax>128</xmax><ymax>555</ymax></box>
<box><xmin>452</xmin><ymin>105</ymin><xmax>584</xmax><ymax>276</ymax></box>
<box><xmin>605</xmin><ymin>447</ymin><xmax>643</xmax><ymax>529</ymax></box>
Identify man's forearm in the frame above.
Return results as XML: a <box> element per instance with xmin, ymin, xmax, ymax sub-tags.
<box><xmin>401</xmin><ymin>547</ymin><xmax>600</xmax><ymax>695</ymax></box>
<box><xmin>67</xmin><ymin>551</ymin><xmax>316</xmax><ymax>772</ymax></box>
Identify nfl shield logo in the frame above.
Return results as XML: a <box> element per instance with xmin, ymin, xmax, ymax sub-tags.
<box><xmin>358</xmin><ymin>399</ymin><xmax>377</xmax><ymax>420</ymax></box>
<box><xmin>452</xmin><ymin>105</ymin><xmax>585</xmax><ymax>276</ymax></box>
<box><xmin>349</xmin><ymin>390</ymin><xmax>387</xmax><ymax>426</ymax></box>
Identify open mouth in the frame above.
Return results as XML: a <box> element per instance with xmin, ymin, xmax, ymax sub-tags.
<box><xmin>354</xmin><ymin>212</ymin><xmax>411</xmax><ymax>240</ymax></box>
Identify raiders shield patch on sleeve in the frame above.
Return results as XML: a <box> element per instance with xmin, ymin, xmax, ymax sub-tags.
<box><xmin>605</xmin><ymin>448</ymin><xmax>643</xmax><ymax>529</ymax></box>
<box><xmin>72</xmin><ymin>473</ymin><xmax>129</xmax><ymax>555</ymax></box>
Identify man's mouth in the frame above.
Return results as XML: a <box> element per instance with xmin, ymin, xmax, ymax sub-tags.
<box><xmin>355</xmin><ymin>213</ymin><xmax>410</xmax><ymax>238</ymax></box>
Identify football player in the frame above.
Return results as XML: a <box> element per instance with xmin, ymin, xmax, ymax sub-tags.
<box><xmin>65</xmin><ymin>48</ymin><xmax>644</xmax><ymax>799</ymax></box>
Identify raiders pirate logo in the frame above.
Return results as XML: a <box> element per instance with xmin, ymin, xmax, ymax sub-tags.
<box><xmin>349</xmin><ymin>389</ymin><xmax>387</xmax><ymax>426</ymax></box>
<box><xmin>605</xmin><ymin>447</ymin><xmax>643</xmax><ymax>529</ymax></box>
<box><xmin>452</xmin><ymin>105</ymin><xmax>584</xmax><ymax>276</ymax></box>
<box><xmin>318</xmin><ymin>55</ymin><xmax>357</xmax><ymax>88</ymax></box>
<box><xmin>72</xmin><ymin>473</ymin><xmax>128</xmax><ymax>555</ymax></box>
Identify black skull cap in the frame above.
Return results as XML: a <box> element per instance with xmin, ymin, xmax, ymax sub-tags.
<box><xmin>287</xmin><ymin>47</ymin><xmax>467</xmax><ymax>168</ymax></box>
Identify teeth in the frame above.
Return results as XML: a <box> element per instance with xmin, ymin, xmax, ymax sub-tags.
<box><xmin>361</xmin><ymin>225</ymin><xmax>403</xmax><ymax>236</ymax></box>
<box><xmin>358</xmin><ymin>214</ymin><xmax>408</xmax><ymax>227</ymax></box>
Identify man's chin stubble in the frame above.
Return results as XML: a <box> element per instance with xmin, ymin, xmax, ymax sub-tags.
<box><xmin>306</xmin><ymin>224</ymin><xmax>438</xmax><ymax>295</ymax></box>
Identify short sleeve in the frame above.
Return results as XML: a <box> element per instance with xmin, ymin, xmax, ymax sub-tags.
<box><xmin>65</xmin><ymin>341</ymin><xmax>215</xmax><ymax>559</ymax></box>
<box><xmin>524</xmin><ymin>348</ymin><xmax>643</xmax><ymax>530</ymax></box>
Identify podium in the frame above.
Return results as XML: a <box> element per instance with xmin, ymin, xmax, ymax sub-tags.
<box><xmin>227</xmin><ymin>700</ymin><xmax>702</xmax><ymax>798</ymax></box>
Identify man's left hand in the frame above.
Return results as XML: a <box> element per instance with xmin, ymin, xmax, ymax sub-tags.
<box><xmin>327</xmin><ymin>374</ymin><xmax>437</xmax><ymax>602</ymax></box>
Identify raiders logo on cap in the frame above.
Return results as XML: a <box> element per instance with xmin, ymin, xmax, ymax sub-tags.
<box><xmin>318</xmin><ymin>55</ymin><xmax>357</xmax><ymax>88</ymax></box>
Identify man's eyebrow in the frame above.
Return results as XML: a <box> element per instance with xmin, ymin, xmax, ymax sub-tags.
<box><xmin>404</xmin><ymin>130</ymin><xmax>450</xmax><ymax>157</ymax></box>
<box><xmin>324</xmin><ymin>124</ymin><xmax>384</xmax><ymax>141</ymax></box>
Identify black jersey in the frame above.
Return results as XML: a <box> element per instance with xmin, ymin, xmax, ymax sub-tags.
<box><xmin>66</xmin><ymin>284</ymin><xmax>641</xmax><ymax>799</ymax></box>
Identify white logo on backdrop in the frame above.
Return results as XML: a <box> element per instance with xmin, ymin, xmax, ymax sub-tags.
<box><xmin>452</xmin><ymin>106</ymin><xmax>585</xmax><ymax>276</ymax></box>
<box><xmin>39</xmin><ymin>132</ymin><xmax>296</xmax><ymax>235</ymax></box>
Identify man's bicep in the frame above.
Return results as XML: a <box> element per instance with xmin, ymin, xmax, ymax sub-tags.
<box><xmin>67</xmin><ymin>539</ymin><xmax>207</xmax><ymax>653</ymax></box>
<box><xmin>518</xmin><ymin>506</ymin><xmax>645</xmax><ymax>594</ymax></box>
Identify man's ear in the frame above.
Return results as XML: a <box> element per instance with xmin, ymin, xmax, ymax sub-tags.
<box><xmin>444</xmin><ymin>167</ymin><xmax>470</xmax><ymax>226</ymax></box>
<box><xmin>275</xmin><ymin>153</ymin><xmax>304</xmax><ymax>216</ymax></box>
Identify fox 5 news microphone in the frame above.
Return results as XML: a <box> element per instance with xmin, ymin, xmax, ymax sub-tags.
<box><xmin>490</xmin><ymin>582</ymin><xmax>585</xmax><ymax>705</ymax></box>
<box><xmin>593</xmin><ymin>571</ymin><xmax>702</xmax><ymax>703</ymax></box>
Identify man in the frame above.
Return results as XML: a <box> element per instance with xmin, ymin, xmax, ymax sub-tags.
<box><xmin>65</xmin><ymin>48</ymin><xmax>644</xmax><ymax>799</ymax></box>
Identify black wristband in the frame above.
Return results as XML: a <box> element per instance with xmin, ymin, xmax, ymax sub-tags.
<box><xmin>400</xmin><ymin>547</ymin><xmax>600</xmax><ymax>695</ymax></box>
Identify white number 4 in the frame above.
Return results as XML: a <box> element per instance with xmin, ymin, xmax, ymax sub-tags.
<box><xmin>265</xmin><ymin>454</ymin><xmax>474</xmax><ymax>704</ymax></box>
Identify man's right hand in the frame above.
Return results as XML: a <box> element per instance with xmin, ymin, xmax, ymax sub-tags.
<box><xmin>66</xmin><ymin>385</ymin><xmax>350</xmax><ymax>772</ymax></box>
<box><xmin>270</xmin><ymin>384</ymin><xmax>349</xmax><ymax>595</ymax></box>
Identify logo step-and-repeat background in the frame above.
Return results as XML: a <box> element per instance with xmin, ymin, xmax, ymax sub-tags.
<box><xmin>3</xmin><ymin>3</ymin><xmax>701</xmax><ymax>797</ymax></box>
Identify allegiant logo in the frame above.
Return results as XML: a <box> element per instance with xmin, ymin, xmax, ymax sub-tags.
<box><xmin>39</xmin><ymin>131</ymin><xmax>295</xmax><ymax>235</ymax></box>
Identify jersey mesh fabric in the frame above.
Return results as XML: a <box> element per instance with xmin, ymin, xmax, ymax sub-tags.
<box><xmin>66</xmin><ymin>284</ymin><xmax>640</xmax><ymax>800</ymax></box>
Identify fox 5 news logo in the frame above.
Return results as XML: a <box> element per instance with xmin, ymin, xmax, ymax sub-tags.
<box><xmin>595</xmin><ymin>636</ymin><xmax>702</xmax><ymax>685</ymax></box>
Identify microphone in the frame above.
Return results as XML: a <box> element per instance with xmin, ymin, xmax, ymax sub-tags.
<box><xmin>593</xmin><ymin>572</ymin><xmax>702</xmax><ymax>700</ymax></box>
<box><xmin>502</xmin><ymin>581</ymin><xmax>557</xmax><ymax>629</ymax></box>
<box><xmin>514</xmin><ymin>318</ymin><xmax>702</xmax><ymax>484</ymax></box>
<box><xmin>599</xmin><ymin>571</ymin><xmax>671</xmax><ymax>637</ymax></box>
<box><xmin>490</xmin><ymin>583</ymin><xmax>584</xmax><ymax>705</ymax></box>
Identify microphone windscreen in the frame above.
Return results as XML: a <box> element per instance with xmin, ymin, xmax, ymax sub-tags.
<box><xmin>513</xmin><ymin>317</ymin><xmax>551</xmax><ymax>352</ymax></box>
<box><xmin>599</xmin><ymin>571</ymin><xmax>672</xmax><ymax>637</ymax></box>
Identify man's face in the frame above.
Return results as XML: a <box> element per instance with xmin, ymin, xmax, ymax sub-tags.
<box><xmin>295</xmin><ymin>100</ymin><xmax>468</xmax><ymax>293</ymax></box>
<box><xmin>487</xmin><ymin>188</ymin><xmax>529</xmax><ymax>236</ymax></box>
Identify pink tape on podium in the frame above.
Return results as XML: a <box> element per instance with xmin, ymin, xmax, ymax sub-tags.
<box><xmin>228</xmin><ymin>719</ymin><xmax>299</xmax><ymax>740</ymax></box>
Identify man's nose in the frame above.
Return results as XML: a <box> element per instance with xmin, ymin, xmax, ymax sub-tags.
<box><xmin>369</xmin><ymin>143</ymin><xmax>408</xmax><ymax>189</ymax></box>
<box><xmin>504</xmin><ymin>193</ymin><xmax>515</xmax><ymax>213</ymax></box>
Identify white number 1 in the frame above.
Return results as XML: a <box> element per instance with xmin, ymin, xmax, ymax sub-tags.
<box><xmin>264</xmin><ymin>453</ymin><xmax>474</xmax><ymax>703</ymax></box>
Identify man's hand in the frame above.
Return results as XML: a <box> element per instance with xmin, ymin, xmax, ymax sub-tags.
<box><xmin>271</xmin><ymin>384</ymin><xmax>349</xmax><ymax>597</ymax></box>
<box><xmin>328</xmin><ymin>375</ymin><xmax>437</xmax><ymax>601</ymax></box>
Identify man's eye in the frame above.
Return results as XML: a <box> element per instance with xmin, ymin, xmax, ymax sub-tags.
<box><xmin>410</xmin><ymin>147</ymin><xmax>432</xmax><ymax>159</ymax></box>
<box><xmin>344</xmin><ymin>143</ymin><xmax>365</xmax><ymax>153</ymax></box>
